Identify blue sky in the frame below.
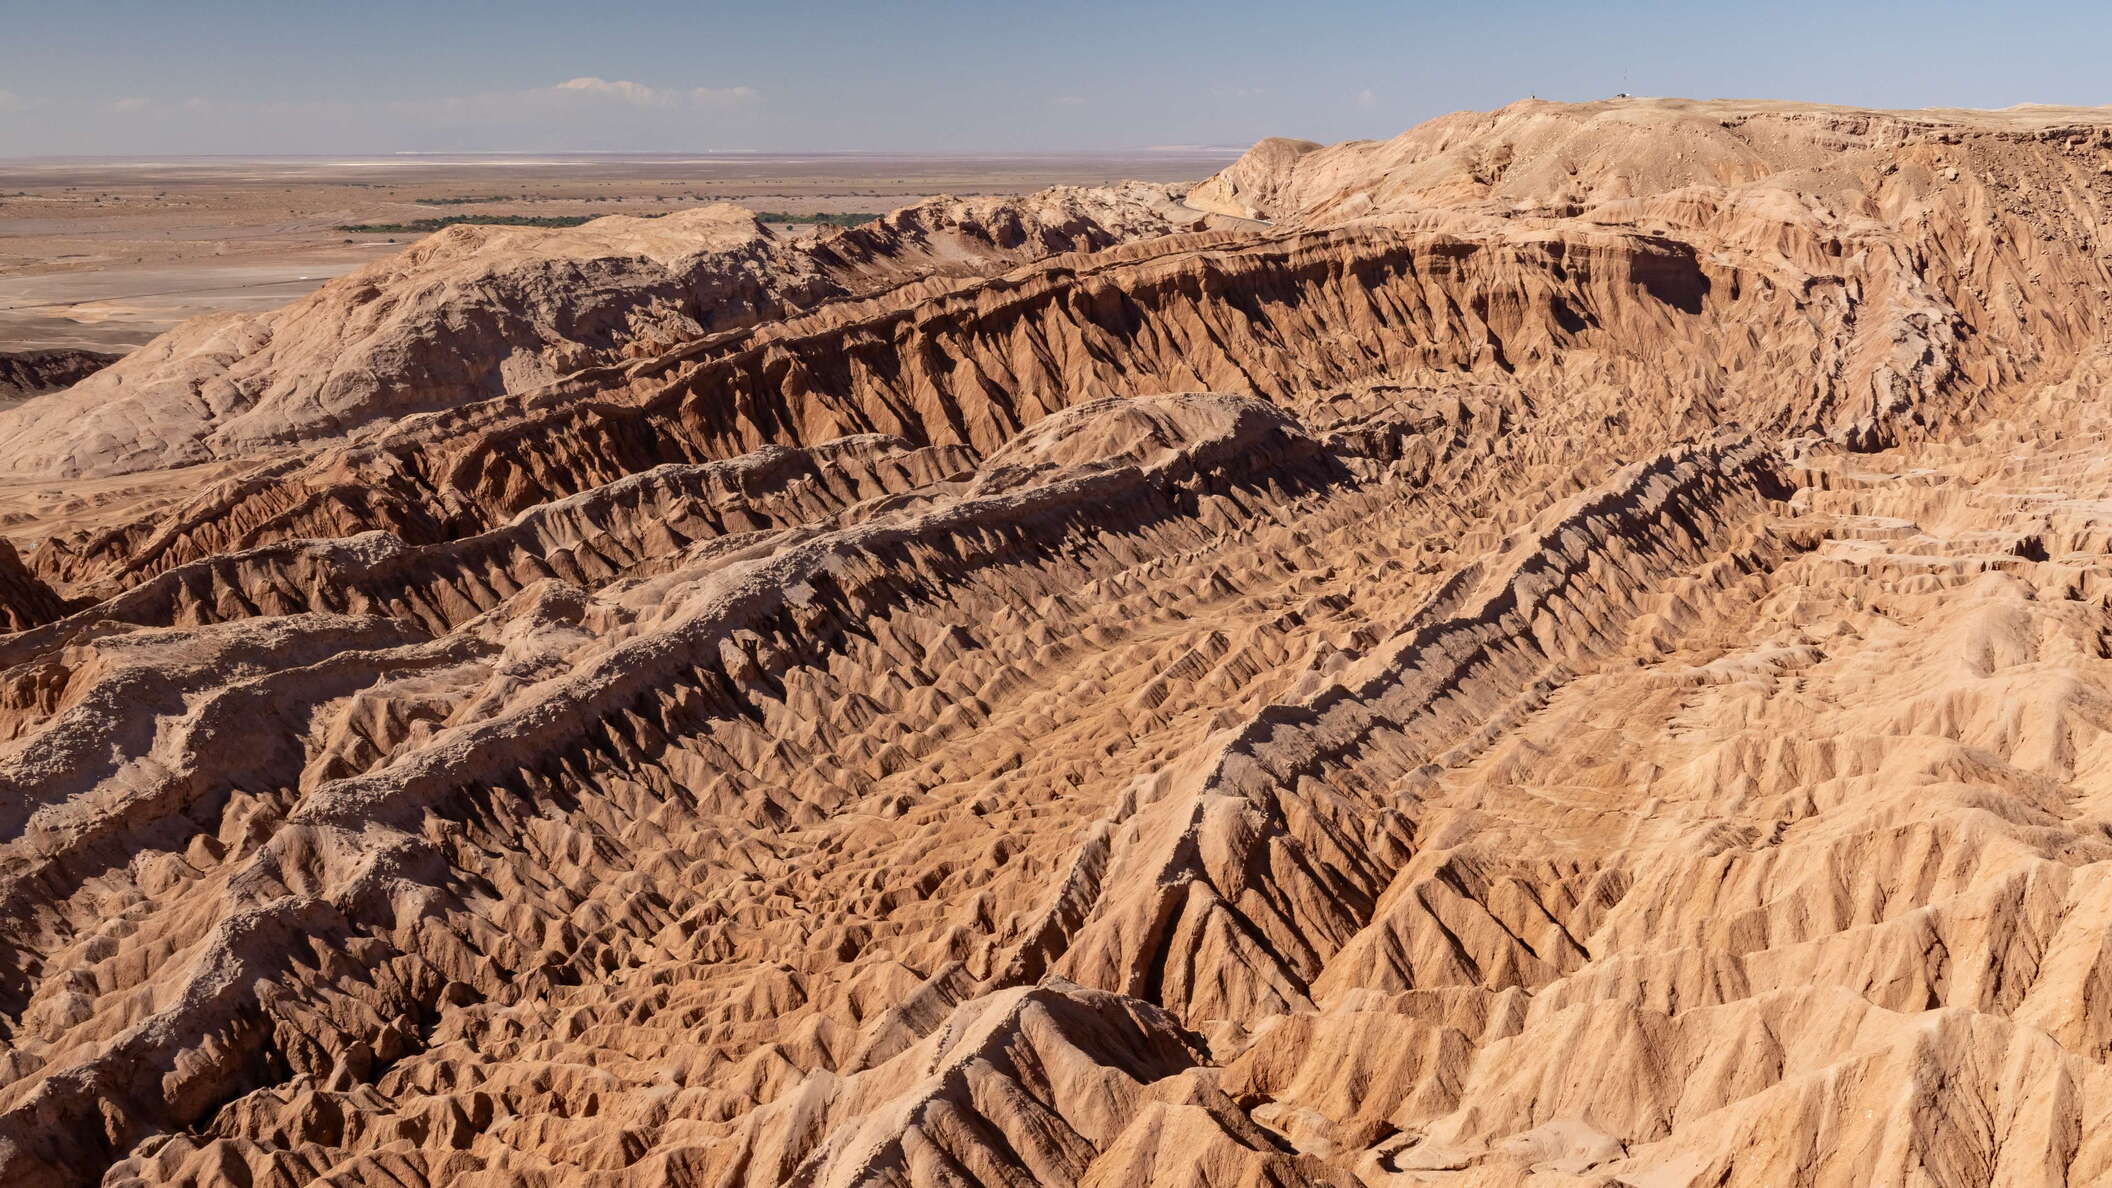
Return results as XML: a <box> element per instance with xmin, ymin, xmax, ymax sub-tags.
<box><xmin>1</xmin><ymin>0</ymin><xmax>2107</xmax><ymax>155</ymax></box>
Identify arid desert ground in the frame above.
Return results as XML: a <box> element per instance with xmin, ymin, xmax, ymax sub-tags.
<box><xmin>0</xmin><ymin>151</ymin><xmax>1237</xmax><ymax>350</ymax></box>
<box><xmin>7</xmin><ymin>96</ymin><xmax>2112</xmax><ymax>1188</ymax></box>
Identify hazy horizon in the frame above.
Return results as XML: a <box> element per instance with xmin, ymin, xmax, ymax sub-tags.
<box><xmin>5</xmin><ymin>0</ymin><xmax>2111</xmax><ymax>157</ymax></box>
<box><xmin>0</xmin><ymin>148</ymin><xmax>1256</xmax><ymax>162</ymax></box>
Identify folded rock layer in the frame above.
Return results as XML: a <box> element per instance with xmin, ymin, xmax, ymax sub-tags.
<box><xmin>4</xmin><ymin>96</ymin><xmax>2112</xmax><ymax>1187</ymax></box>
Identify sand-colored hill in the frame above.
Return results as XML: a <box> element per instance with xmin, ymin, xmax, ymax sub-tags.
<box><xmin>4</xmin><ymin>97</ymin><xmax>2112</xmax><ymax>1187</ymax></box>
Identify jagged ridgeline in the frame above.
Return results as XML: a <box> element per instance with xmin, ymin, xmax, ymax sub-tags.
<box><xmin>6</xmin><ymin>97</ymin><xmax>2112</xmax><ymax>1187</ymax></box>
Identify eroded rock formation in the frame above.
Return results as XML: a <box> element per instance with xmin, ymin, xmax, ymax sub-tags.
<box><xmin>0</xmin><ymin>185</ymin><xmax>1206</xmax><ymax>481</ymax></box>
<box><xmin>0</xmin><ymin>350</ymin><xmax>120</xmax><ymax>401</ymax></box>
<box><xmin>5</xmin><ymin>96</ymin><xmax>2112</xmax><ymax>1186</ymax></box>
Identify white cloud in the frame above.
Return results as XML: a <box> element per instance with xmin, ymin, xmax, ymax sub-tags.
<box><xmin>0</xmin><ymin>90</ymin><xmax>36</xmax><ymax>114</ymax></box>
<box><xmin>548</xmin><ymin>77</ymin><xmax>758</xmax><ymax>110</ymax></box>
<box><xmin>1212</xmin><ymin>86</ymin><xmax>1267</xmax><ymax>99</ymax></box>
<box><xmin>553</xmin><ymin>77</ymin><xmax>677</xmax><ymax>107</ymax></box>
<box><xmin>106</xmin><ymin>97</ymin><xmax>153</xmax><ymax>114</ymax></box>
<box><xmin>1051</xmin><ymin>95</ymin><xmax>1088</xmax><ymax>107</ymax></box>
<box><xmin>1354</xmin><ymin>88</ymin><xmax>1378</xmax><ymax>110</ymax></box>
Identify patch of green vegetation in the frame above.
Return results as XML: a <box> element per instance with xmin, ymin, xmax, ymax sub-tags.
<box><xmin>334</xmin><ymin>209</ymin><xmax>884</xmax><ymax>236</ymax></box>
<box><xmin>413</xmin><ymin>194</ymin><xmax>518</xmax><ymax>205</ymax></box>
<box><xmin>334</xmin><ymin>214</ymin><xmax>612</xmax><ymax>233</ymax></box>
<box><xmin>754</xmin><ymin>211</ymin><xmax>881</xmax><ymax>228</ymax></box>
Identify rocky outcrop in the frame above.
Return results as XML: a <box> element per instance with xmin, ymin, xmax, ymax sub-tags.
<box><xmin>0</xmin><ymin>349</ymin><xmax>120</xmax><ymax>400</ymax></box>
<box><xmin>18</xmin><ymin>220</ymin><xmax>1859</xmax><ymax>593</ymax></box>
<box><xmin>1183</xmin><ymin>136</ymin><xmax>1321</xmax><ymax>221</ymax></box>
<box><xmin>0</xmin><ymin>541</ymin><xmax>67</xmax><ymax>632</ymax></box>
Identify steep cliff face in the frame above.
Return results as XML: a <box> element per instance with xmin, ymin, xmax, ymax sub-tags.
<box><xmin>6</xmin><ymin>99</ymin><xmax>2112</xmax><ymax>1188</ymax></box>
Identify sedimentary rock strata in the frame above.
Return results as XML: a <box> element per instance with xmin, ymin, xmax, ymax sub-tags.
<box><xmin>5</xmin><ymin>97</ymin><xmax>2112</xmax><ymax>1186</ymax></box>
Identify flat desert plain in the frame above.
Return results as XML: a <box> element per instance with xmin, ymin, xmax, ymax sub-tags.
<box><xmin>0</xmin><ymin>150</ymin><xmax>1238</xmax><ymax>350</ymax></box>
